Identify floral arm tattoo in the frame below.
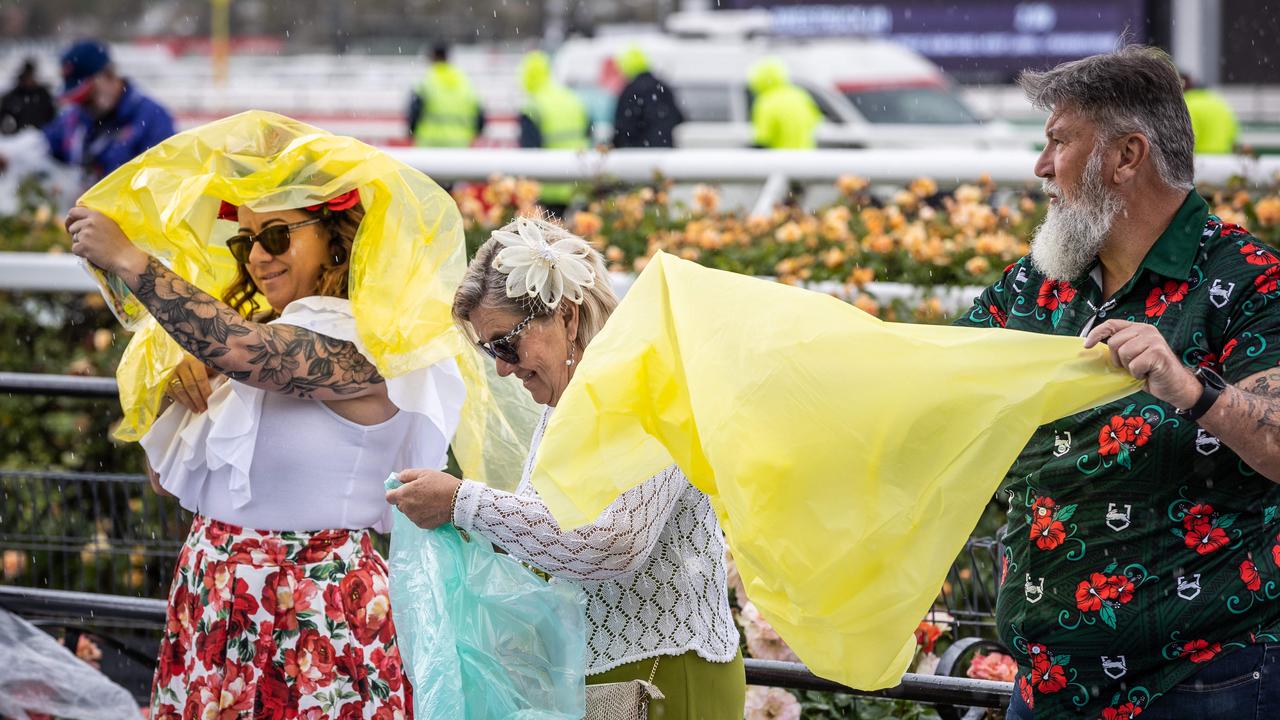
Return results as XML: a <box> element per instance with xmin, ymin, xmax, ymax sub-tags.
<box><xmin>132</xmin><ymin>257</ymin><xmax>383</xmax><ymax>399</ymax></box>
<box><xmin>1195</xmin><ymin>368</ymin><xmax>1280</xmax><ymax>483</ymax></box>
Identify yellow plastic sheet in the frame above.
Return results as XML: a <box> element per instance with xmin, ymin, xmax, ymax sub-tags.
<box><xmin>530</xmin><ymin>252</ymin><xmax>1141</xmax><ymax>689</ymax></box>
<box><xmin>80</xmin><ymin>110</ymin><xmax>536</xmax><ymax>489</ymax></box>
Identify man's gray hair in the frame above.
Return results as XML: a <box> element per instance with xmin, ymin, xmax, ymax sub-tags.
<box><xmin>1018</xmin><ymin>45</ymin><xmax>1194</xmax><ymax>191</ymax></box>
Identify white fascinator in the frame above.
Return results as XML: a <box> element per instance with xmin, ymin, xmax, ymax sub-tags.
<box><xmin>491</xmin><ymin>216</ymin><xmax>597</xmax><ymax>309</ymax></box>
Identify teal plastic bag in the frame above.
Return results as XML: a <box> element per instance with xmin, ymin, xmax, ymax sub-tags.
<box><xmin>385</xmin><ymin>475</ymin><xmax>587</xmax><ymax>719</ymax></box>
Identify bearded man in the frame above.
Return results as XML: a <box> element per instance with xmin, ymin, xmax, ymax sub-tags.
<box><xmin>955</xmin><ymin>46</ymin><xmax>1280</xmax><ymax>719</ymax></box>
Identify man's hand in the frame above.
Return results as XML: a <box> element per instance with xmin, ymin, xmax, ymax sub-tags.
<box><xmin>66</xmin><ymin>206</ymin><xmax>149</xmax><ymax>279</ymax></box>
<box><xmin>1084</xmin><ymin>319</ymin><xmax>1202</xmax><ymax>409</ymax></box>
<box><xmin>385</xmin><ymin>468</ymin><xmax>463</xmax><ymax>529</ymax></box>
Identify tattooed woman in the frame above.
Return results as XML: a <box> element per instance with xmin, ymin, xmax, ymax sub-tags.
<box><xmin>66</xmin><ymin>189</ymin><xmax>459</xmax><ymax>718</ymax></box>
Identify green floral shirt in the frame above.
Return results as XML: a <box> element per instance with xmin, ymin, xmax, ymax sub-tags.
<box><xmin>955</xmin><ymin>192</ymin><xmax>1280</xmax><ymax>719</ymax></box>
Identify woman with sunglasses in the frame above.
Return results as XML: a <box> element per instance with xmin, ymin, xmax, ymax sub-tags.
<box><xmin>386</xmin><ymin>216</ymin><xmax>746</xmax><ymax>720</ymax></box>
<box><xmin>66</xmin><ymin>189</ymin><xmax>459</xmax><ymax>718</ymax></box>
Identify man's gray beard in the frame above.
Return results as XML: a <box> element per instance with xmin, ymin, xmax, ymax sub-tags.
<box><xmin>1029</xmin><ymin>150</ymin><xmax>1125</xmax><ymax>281</ymax></box>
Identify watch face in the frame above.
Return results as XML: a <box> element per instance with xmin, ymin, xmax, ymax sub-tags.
<box><xmin>1196</xmin><ymin>365</ymin><xmax>1229</xmax><ymax>390</ymax></box>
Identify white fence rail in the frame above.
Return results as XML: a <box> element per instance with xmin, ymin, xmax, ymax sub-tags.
<box><xmin>384</xmin><ymin>147</ymin><xmax>1280</xmax><ymax>187</ymax></box>
<box><xmin>0</xmin><ymin>253</ymin><xmax>984</xmax><ymax>313</ymax></box>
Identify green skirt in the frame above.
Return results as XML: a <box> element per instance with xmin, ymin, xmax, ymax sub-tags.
<box><xmin>587</xmin><ymin>649</ymin><xmax>745</xmax><ymax>720</ymax></box>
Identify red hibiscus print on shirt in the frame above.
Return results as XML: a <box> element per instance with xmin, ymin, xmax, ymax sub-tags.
<box><xmin>1220</xmin><ymin>338</ymin><xmax>1240</xmax><ymax>367</ymax></box>
<box><xmin>1102</xmin><ymin>702</ymin><xmax>1144</xmax><ymax>720</ymax></box>
<box><xmin>1181</xmin><ymin>502</ymin><xmax>1235</xmax><ymax>555</ymax></box>
<box><xmin>1241</xmin><ymin>557</ymin><xmax>1262</xmax><ymax>592</ymax></box>
<box><xmin>1181</xmin><ymin>639</ymin><xmax>1223</xmax><ymax>664</ymax></box>
<box><xmin>1221</xmin><ymin>222</ymin><xmax>1250</xmax><ymax>238</ymax></box>
<box><xmin>1037</xmin><ymin>279</ymin><xmax>1077</xmax><ymax>310</ymax></box>
<box><xmin>1107</xmin><ymin>574</ymin><xmax>1135</xmax><ymax>604</ymax></box>
<box><xmin>1256</xmin><ymin>265</ymin><xmax>1280</xmax><ymax>295</ymax></box>
<box><xmin>1031</xmin><ymin>515</ymin><xmax>1067</xmax><ymax>551</ymax></box>
<box><xmin>1097</xmin><ymin>415</ymin><xmax>1153</xmax><ymax>468</ymax></box>
<box><xmin>1032</xmin><ymin>661</ymin><xmax>1067</xmax><ymax>694</ymax></box>
<box><xmin>1186</xmin><ymin>524</ymin><xmax>1231</xmax><ymax>555</ymax></box>
<box><xmin>989</xmin><ymin>303</ymin><xmax>1008</xmax><ymax>327</ymax></box>
<box><xmin>1098</xmin><ymin>416</ymin><xmax>1134</xmax><ymax>456</ymax></box>
<box><xmin>1028</xmin><ymin>495</ymin><xmax>1075</xmax><ymax>551</ymax></box>
<box><xmin>1075</xmin><ymin>573</ymin><xmax>1118</xmax><ymax>612</ymax></box>
<box><xmin>1241</xmin><ymin>242</ymin><xmax>1278</xmax><ymax>265</ymax></box>
<box><xmin>1145</xmin><ymin>280</ymin><xmax>1189</xmax><ymax>317</ymax></box>
<box><xmin>1183</xmin><ymin>503</ymin><xmax>1215</xmax><ymax>531</ymax></box>
<box><xmin>1031</xmin><ymin>496</ymin><xmax>1057</xmax><ymax>519</ymax></box>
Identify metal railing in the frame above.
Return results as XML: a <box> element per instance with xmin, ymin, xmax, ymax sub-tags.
<box><xmin>0</xmin><ymin>372</ymin><xmax>1002</xmax><ymax>626</ymax></box>
<box><xmin>0</xmin><ymin>586</ymin><xmax>1013</xmax><ymax>715</ymax></box>
<box><xmin>0</xmin><ymin>371</ymin><xmax>1014</xmax><ymax>716</ymax></box>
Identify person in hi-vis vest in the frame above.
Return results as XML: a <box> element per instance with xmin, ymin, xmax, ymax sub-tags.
<box><xmin>518</xmin><ymin>51</ymin><xmax>591</xmax><ymax>217</ymax></box>
<box><xmin>748</xmin><ymin>58</ymin><xmax>822</xmax><ymax>150</ymax></box>
<box><xmin>407</xmin><ymin>44</ymin><xmax>485</xmax><ymax>148</ymax></box>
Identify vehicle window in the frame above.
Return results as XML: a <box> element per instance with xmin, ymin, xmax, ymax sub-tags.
<box><xmin>842</xmin><ymin>88</ymin><xmax>979</xmax><ymax>125</ymax></box>
<box><xmin>798</xmin><ymin>84</ymin><xmax>842</xmax><ymax>123</ymax></box>
<box><xmin>675</xmin><ymin>84</ymin><xmax>734</xmax><ymax>122</ymax></box>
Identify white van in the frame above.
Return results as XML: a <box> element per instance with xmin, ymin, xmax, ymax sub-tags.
<box><xmin>553</xmin><ymin>34</ymin><xmax>1021</xmax><ymax>150</ymax></box>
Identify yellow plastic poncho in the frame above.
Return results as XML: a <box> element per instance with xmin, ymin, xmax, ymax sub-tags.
<box><xmin>530</xmin><ymin>252</ymin><xmax>1141</xmax><ymax>689</ymax></box>
<box><xmin>80</xmin><ymin>110</ymin><xmax>537</xmax><ymax>489</ymax></box>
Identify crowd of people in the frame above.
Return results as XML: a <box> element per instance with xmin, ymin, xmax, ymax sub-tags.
<box><xmin>0</xmin><ymin>36</ymin><xmax>1262</xmax><ymax>720</ymax></box>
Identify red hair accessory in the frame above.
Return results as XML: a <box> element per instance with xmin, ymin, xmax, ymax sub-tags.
<box><xmin>216</xmin><ymin>189</ymin><xmax>360</xmax><ymax>222</ymax></box>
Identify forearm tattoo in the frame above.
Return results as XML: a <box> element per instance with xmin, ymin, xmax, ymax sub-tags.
<box><xmin>132</xmin><ymin>256</ymin><xmax>383</xmax><ymax>398</ymax></box>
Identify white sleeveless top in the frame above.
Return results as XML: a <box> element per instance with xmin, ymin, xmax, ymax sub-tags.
<box><xmin>141</xmin><ymin>297</ymin><xmax>464</xmax><ymax>533</ymax></box>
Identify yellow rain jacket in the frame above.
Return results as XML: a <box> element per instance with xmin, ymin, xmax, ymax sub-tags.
<box><xmin>79</xmin><ymin>110</ymin><xmax>537</xmax><ymax>489</ymax></box>
<box><xmin>529</xmin><ymin>252</ymin><xmax>1140</xmax><ymax>689</ymax></box>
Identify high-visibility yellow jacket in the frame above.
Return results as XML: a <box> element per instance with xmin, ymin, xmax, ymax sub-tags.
<box><xmin>1185</xmin><ymin>88</ymin><xmax>1239</xmax><ymax>155</ymax></box>
<box><xmin>413</xmin><ymin>62</ymin><xmax>481</xmax><ymax>148</ymax></box>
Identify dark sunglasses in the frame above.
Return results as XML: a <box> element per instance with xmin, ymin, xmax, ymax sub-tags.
<box><xmin>477</xmin><ymin>312</ymin><xmax>535</xmax><ymax>365</ymax></box>
<box><xmin>225</xmin><ymin>218</ymin><xmax>322</xmax><ymax>264</ymax></box>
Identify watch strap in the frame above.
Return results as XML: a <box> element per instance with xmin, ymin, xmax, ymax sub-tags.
<box><xmin>1182</xmin><ymin>368</ymin><xmax>1226</xmax><ymax>422</ymax></box>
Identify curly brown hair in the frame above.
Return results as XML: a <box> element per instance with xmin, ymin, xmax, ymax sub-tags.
<box><xmin>221</xmin><ymin>204</ymin><xmax>364</xmax><ymax>319</ymax></box>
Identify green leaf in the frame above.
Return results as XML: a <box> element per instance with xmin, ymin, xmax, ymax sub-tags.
<box><xmin>1172</xmin><ymin>528</ymin><xmax>1188</xmax><ymax>540</ymax></box>
<box><xmin>307</xmin><ymin>561</ymin><xmax>339</xmax><ymax>581</ymax></box>
<box><xmin>1052</xmin><ymin>307</ymin><xmax>1063</xmax><ymax>327</ymax></box>
<box><xmin>1055</xmin><ymin>504</ymin><xmax>1078</xmax><ymax>522</ymax></box>
<box><xmin>1055</xmin><ymin>654</ymin><xmax>1072</xmax><ymax>667</ymax></box>
<box><xmin>1099</xmin><ymin>605</ymin><xmax>1117</xmax><ymax>630</ymax></box>
<box><xmin>1118</xmin><ymin>447</ymin><xmax>1132</xmax><ymax>470</ymax></box>
<box><xmin>1103</xmin><ymin>560</ymin><xmax>1118</xmax><ymax>575</ymax></box>
<box><xmin>1264</xmin><ymin>506</ymin><xmax>1277</xmax><ymax>524</ymax></box>
<box><xmin>1218</xmin><ymin>513</ymin><xmax>1239</xmax><ymax>529</ymax></box>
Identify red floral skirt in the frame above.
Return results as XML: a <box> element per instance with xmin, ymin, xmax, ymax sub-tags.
<box><xmin>150</xmin><ymin>514</ymin><xmax>412</xmax><ymax>719</ymax></box>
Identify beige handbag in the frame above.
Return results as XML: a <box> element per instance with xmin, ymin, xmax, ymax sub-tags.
<box><xmin>584</xmin><ymin>657</ymin><xmax>664</xmax><ymax>720</ymax></box>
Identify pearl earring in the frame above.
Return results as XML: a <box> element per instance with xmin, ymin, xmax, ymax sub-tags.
<box><xmin>566</xmin><ymin>344</ymin><xmax>575</xmax><ymax>367</ymax></box>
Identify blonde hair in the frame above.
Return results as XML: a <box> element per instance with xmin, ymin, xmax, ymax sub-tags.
<box><xmin>221</xmin><ymin>205</ymin><xmax>363</xmax><ymax>319</ymax></box>
<box><xmin>453</xmin><ymin>217</ymin><xmax>617</xmax><ymax>348</ymax></box>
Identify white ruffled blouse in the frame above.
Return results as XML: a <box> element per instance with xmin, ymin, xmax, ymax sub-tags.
<box><xmin>452</xmin><ymin>407</ymin><xmax>740</xmax><ymax>674</ymax></box>
<box><xmin>140</xmin><ymin>296</ymin><xmax>465</xmax><ymax>533</ymax></box>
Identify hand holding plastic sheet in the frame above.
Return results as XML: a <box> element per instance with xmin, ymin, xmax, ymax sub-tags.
<box><xmin>529</xmin><ymin>252</ymin><xmax>1141</xmax><ymax>689</ymax></box>
<box><xmin>77</xmin><ymin>110</ymin><xmax>537</xmax><ymax>489</ymax></box>
<box><xmin>385</xmin><ymin>476</ymin><xmax>587</xmax><ymax>719</ymax></box>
